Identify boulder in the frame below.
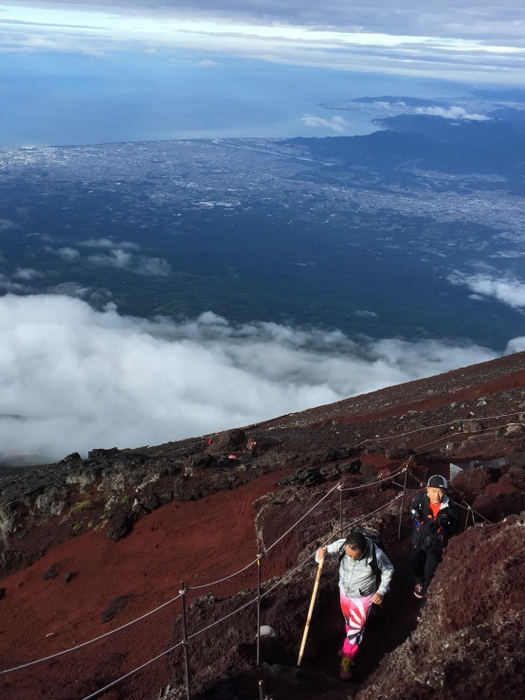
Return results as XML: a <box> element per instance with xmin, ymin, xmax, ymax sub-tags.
<box><xmin>451</xmin><ymin>466</ymin><xmax>493</xmax><ymax>501</ymax></box>
<box><xmin>359</xmin><ymin>463</ymin><xmax>378</xmax><ymax>478</ymax></box>
<box><xmin>471</xmin><ymin>490</ymin><xmax>525</xmax><ymax>522</ymax></box>
<box><xmin>278</xmin><ymin>469</ymin><xmax>323</xmax><ymax>487</ymax></box>
<box><xmin>340</xmin><ymin>459</ymin><xmax>362</xmax><ymax>474</ymax></box>
<box><xmin>506</xmin><ymin>423</ymin><xmax>525</xmax><ymax>436</ymax></box>
<box><xmin>326</xmin><ymin>445</ymin><xmax>354</xmax><ymax>461</ymax></box>
<box><xmin>33</xmin><ymin>487</ymin><xmax>67</xmax><ymax>518</ymax></box>
<box><xmin>461</xmin><ymin>420</ymin><xmax>485</xmax><ymax>433</ymax></box>
<box><xmin>207</xmin><ymin>429</ymin><xmax>247</xmax><ymax>455</ymax></box>
<box><xmin>456</xmin><ymin>433</ymin><xmax>500</xmax><ymax>457</ymax></box>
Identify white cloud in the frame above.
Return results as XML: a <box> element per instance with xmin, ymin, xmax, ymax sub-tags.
<box><xmin>0</xmin><ymin>274</ymin><xmax>26</xmax><ymax>292</ymax></box>
<box><xmin>301</xmin><ymin>114</ymin><xmax>349</xmax><ymax>132</ymax></box>
<box><xmin>57</xmin><ymin>246</ymin><xmax>81</xmax><ymax>261</ymax></box>
<box><xmin>79</xmin><ymin>238</ymin><xmax>141</xmax><ymax>251</ymax></box>
<box><xmin>449</xmin><ymin>270</ymin><xmax>525</xmax><ymax>309</ymax></box>
<box><xmin>12</xmin><ymin>267</ymin><xmax>43</xmax><ymax>280</ymax></box>
<box><xmin>353</xmin><ymin>310</ymin><xmax>378</xmax><ymax>318</ymax></box>
<box><xmin>414</xmin><ymin>106</ymin><xmax>490</xmax><ymax>121</ymax></box>
<box><xmin>0</xmin><ymin>218</ymin><xmax>19</xmax><ymax>231</ymax></box>
<box><xmin>1</xmin><ymin>3</ymin><xmax>525</xmax><ymax>82</ymax></box>
<box><xmin>86</xmin><ymin>249</ymin><xmax>171</xmax><ymax>276</ymax></box>
<box><xmin>0</xmin><ymin>293</ymin><xmax>506</xmax><ymax>464</ymax></box>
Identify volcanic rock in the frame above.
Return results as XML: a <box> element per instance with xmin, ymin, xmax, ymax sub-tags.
<box><xmin>451</xmin><ymin>466</ymin><xmax>493</xmax><ymax>501</ymax></box>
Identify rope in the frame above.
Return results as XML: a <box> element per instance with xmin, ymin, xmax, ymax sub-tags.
<box><xmin>80</xmin><ymin>640</ymin><xmax>183</xmax><ymax>700</ymax></box>
<box><xmin>337</xmin><ymin>464</ymin><xmax>407</xmax><ymax>492</ymax></box>
<box><xmin>261</xmin><ymin>492</ymin><xmax>403</xmax><ymax>598</ymax></box>
<box><xmin>455</xmin><ymin>499</ymin><xmax>492</xmax><ymax>523</ymax></box>
<box><xmin>0</xmin><ymin>591</ymin><xmax>183</xmax><ymax>675</ymax></box>
<box><xmin>6</xmin><ymin>401</ymin><xmax>513</xmax><ymax>682</ymax></box>
<box><xmin>188</xmin><ymin>558</ymin><xmax>257</xmax><ymax>591</ymax></box>
<box><xmin>187</xmin><ymin>595</ymin><xmax>259</xmax><ymax>641</ymax></box>
<box><xmin>190</xmin><ymin>482</ymin><xmax>343</xmax><ymax>588</ymax></box>
<box><xmin>264</xmin><ymin>481</ymin><xmax>341</xmax><ymax>553</ymax></box>
<box><xmin>351</xmin><ymin>410</ymin><xmax>523</xmax><ymax>448</ymax></box>
<box><xmin>0</xmin><ymin>471</ymin><xmax>400</xmax><ymax>675</ymax></box>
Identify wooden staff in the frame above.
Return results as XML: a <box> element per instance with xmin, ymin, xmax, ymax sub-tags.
<box><xmin>297</xmin><ymin>556</ymin><xmax>324</xmax><ymax>666</ymax></box>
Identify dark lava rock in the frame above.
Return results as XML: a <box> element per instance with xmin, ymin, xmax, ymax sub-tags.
<box><xmin>101</xmin><ymin>594</ymin><xmax>132</xmax><ymax>623</ymax></box>
<box><xmin>319</xmin><ymin>464</ymin><xmax>341</xmax><ymax>480</ymax></box>
<box><xmin>208</xmin><ymin>429</ymin><xmax>247</xmax><ymax>455</ymax></box>
<box><xmin>42</xmin><ymin>565</ymin><xmax>58</xmax><ymax>581</ymax></box>
<box><xmin>340</xmin><ymin>459</ymin><xmax>362</xmax><ymax>474</ymax></box>
<box><xmin>326</xmin><ymin>446</ymin><xmax>354</xmax><ymax>461</ymax></box>
<box><xmin>359</xmin><ymin>463</ymin><xmax>378</xmax><ymax>478</ymax></box>
<box><xmin>0</xmin><ymin>588</ymin><xmax>5</xmax><ymax>600</ymax></box>
<box><xmin>278</xmin><ymin>468</ymin><xmax>324</xmax><ymax>487</ymax></box>
<box><xmin>105</xmin><ymin>502</ymin><xmax>133</xmax><ymax>541</ymax></box>
<box><xmin>64</xmin><ymin>572</ymin><xmax>76</xmax><ymax>584</ymax></box>
<box><xmin>60</xmin><ymin>452</ymin><xmax>83</xmax><ymax>464</ymax></box>
<box><xmin>192</xmin><ymin>453</ymin><xmax>218</xmax><ymax>469</ymax></box>
<box><xmin>88</xmin><ymin>447</ymin><xmax>120</xmax><ymax>460</ymax></box>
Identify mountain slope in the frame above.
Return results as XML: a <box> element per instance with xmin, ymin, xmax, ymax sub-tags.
<box><xmin>1</xmin><ymin>350</ymin><xmax>525</xmax><ymax>699</ymax></box>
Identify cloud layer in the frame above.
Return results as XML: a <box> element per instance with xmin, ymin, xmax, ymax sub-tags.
<box><xmin>1</xmin><ymin>2</ymin><xmax>525</xmax><ymax>83</ymax></box>
<box><xmin>449</xmin><ymin>270</ymin><xmax>525</xmax><ymax>309</ymax></box>
<box><xmin>0</xmin><ymin>293</ymin><xmax>511</xmax><ymax>464</ymax></box>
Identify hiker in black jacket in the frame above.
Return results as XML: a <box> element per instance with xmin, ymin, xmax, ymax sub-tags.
<box><xmin>409</xmin><ymin>474</ymin><xmax>459</xmax><ymax>599</ymax></box>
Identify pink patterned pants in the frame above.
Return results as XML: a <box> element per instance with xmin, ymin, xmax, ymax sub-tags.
<box><xmin>339</xmin><ymin>590</ymin><xmax>374</xmax><ymax>658</ymax></box>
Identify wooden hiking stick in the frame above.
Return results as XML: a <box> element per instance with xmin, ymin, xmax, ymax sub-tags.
<box><xmin>297</xmin><ymin>556</ymin><xmax>324</xmax><ymax>666</ymax></box>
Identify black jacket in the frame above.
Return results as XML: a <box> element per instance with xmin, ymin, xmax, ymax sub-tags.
<box><xmin>409</xmin><ymin>492</ymin><xmax>459</xmax><ymax>553</ymax></box>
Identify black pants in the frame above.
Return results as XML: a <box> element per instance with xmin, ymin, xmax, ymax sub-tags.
<box><xmin>410</xmin><ymin>546</ymin><xmax>442</xmax><ymax>595</ymax></box>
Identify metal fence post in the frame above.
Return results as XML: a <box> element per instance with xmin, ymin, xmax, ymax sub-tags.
<box><xmin>256</xmin><ymin>552</ymin><xmax>262</xmax><ymax>667</ymax></box>
<box><xmin>339</xmin><ymin>484</ymin><xmax>343</xmax><ymax>536</ymax></box>
<box><xmin>397</xmin><ymin>467</ymin><xmax>409</xmax><ymax>541</ymax></box>
<box><xmin>179</xmin><ymin>581</ymin><xmax>191</xmax><ymax>700</ymax></box>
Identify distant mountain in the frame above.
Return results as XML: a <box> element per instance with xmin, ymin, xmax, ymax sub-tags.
<box><xmin>285</xmin><ymin>115</ymin><xmax>525</xmax><ymax>178</ymax></box>
<box><xmin>471</xmin><ymin>87</ymin><xmax>525</xmax><ymax>103</ymax></box>
<box><xmin>490</xmin><ymin>106</ymin><xmax>525</xmax><ymax>136</ymax></box>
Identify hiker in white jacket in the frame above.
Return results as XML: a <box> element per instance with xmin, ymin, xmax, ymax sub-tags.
<box><xmin>316</xmin><ymin>530</ymin><xmax>394</xmax><ymax>680</ymax></box>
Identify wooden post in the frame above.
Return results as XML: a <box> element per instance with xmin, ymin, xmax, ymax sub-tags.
<box><xmin>297</xmin><ymin>557</ymin><xmax>324</xmax><ymax>666</ymax></box>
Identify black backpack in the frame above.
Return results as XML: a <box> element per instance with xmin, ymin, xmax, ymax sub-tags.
<box><xmin>338</xmin><ymin>525</ymin><xmax>384</xmax><ymax>585</ymax></box>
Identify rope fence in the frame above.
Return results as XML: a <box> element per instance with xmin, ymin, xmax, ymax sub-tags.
<box><xmin>0</xmin><ymin>591</ymin><xmax>183</xmax><ymax>676</ymax></box>
<box><xmin>3</xmin><ymin>405</ymin><xmax>511</xmax><ymax>699</ymax></box>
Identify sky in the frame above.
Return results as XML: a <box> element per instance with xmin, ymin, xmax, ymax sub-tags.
<box><xmin>1</xmin><ymin>1</ymin><xmax>525</xmax><ymax>144</ymax></box>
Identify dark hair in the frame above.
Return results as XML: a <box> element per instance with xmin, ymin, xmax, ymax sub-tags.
<box><xmin>345</xmin><ymin>531</ymin><xmax>367</xmax><ymax>553</ymax></box>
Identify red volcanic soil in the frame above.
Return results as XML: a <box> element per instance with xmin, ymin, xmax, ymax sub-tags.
<box><xmin>2</xmin><ymin>350</ymin><xmax>525</xmax><ymax>700</ymax></box>
<box><xmin>0</xmin><ymin>471</ymin><xmax>292</xmax><ymax>700</ymax></box>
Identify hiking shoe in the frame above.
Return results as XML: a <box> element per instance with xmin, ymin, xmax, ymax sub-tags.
<box><xmin>340</xmin><ymin>655</ymin><xmax>354</xmax><ymax>681</ymax></box>
<box><xmin>414</xmin><ymin>583</ymin><xmax>424</xmax><ymax>599</ymax></box>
